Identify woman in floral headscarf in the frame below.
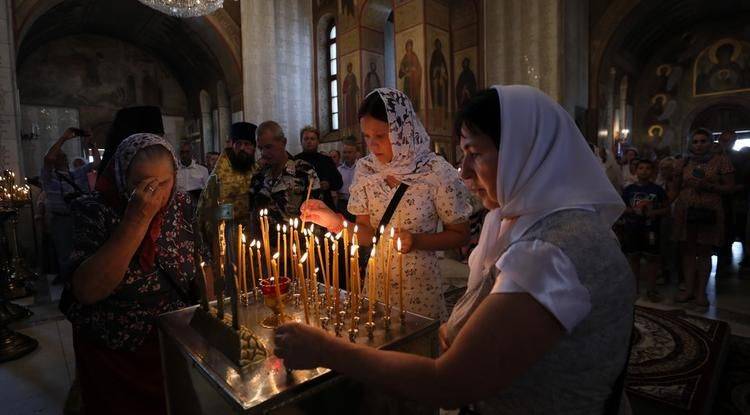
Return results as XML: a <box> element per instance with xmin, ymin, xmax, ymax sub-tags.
<box><xmin>64</xmin><ymin>133</ymin><xmax>199</xmax><ymax>415</ymax></box>
<box><xmin>302</xmin><ymin>88</ymin><xmax>472</xmax><ymax>319</ymax></box>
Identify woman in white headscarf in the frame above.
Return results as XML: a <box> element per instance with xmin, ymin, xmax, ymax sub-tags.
<box><xmin>301</xmin><ymin>88</ymin><xmax>472</xmax><ymax>319</ymax></box>
<box><xmin>279</xmin><ymin>86</ymin><xmax>635</xmax><ymax>414</ymax></box>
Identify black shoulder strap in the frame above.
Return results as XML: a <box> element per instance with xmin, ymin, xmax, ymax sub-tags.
<box><xmin>55</xmin><ymin>170</ymin><xmax>85</xmax><ymax>194</ymax></box>
<box><xmin>375</xmin><ymin>182</ymin><xmax>409</xmax><ymax>243</ymax></box>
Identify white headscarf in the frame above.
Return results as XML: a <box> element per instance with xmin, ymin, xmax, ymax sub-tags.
<box><xmin>466</xmin><ymin>85</ymin><xmax>624</xmax><ymax>294</ymax></box>
<box><xmin>349</xmin><ymin>88</ymin><xmax>440</xmax><ymax>193</ymax></box>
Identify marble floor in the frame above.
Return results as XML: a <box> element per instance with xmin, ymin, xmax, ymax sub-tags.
<box><xmin>2</xmin><ymin>249</ymin><xmax>749</xmax><ymax>415</ymax></box>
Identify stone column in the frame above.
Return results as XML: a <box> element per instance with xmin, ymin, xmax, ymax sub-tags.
<box><xmin>0</xmin><ymin>0</ymin><xmax>23</xmax><ymax>175</ymax></box>
<box><xmin>483</xmin><ymin>0</ymin><xmax>562</xmax><ymax>101</ymax></box>
<box><xmin>241</xmin><ymin>0</ymin><xmax>313</xmax><ymax>155</ymax></box>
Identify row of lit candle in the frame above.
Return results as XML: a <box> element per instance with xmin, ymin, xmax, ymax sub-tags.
<box><xmin>228</xmin><ymin>210</ymin><xmax>408</xmax><ymax>332</ymax></box>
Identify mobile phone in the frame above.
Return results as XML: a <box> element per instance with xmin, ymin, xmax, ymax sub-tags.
<box><xmin>71</xmin><ymin>128</ymin><xmax>89</xmax><ymax>137</ymax></box>
<box><xmin>691</xmin><ymin>168</ymin><xmax>705</xmax><ymax>179</ymax></box>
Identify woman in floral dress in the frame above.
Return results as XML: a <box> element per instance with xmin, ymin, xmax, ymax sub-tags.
<box><xmin>64</xmin><ymin>133</ymin><xmax>199</xmax><ymax>415</ymax></box>
<box><xmin>302</xmin><ymin>88</ymin><xmax>471</xmax><ymax>319</ymax></box>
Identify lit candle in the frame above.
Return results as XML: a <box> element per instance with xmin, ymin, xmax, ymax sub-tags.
<box><xmin>282</xmin><ymin>225</ymin><xmax>288</xmax><ymax>279</ymax></box>
<box><xmin>239</xmin><ymin>229</ymin><xmax>246</xmax><ymax>297</ymax></box>
<box><xmin>316</xmin><ymin>237</ymin><xmax>329</xmax><ymax>306</ymax></box>
<box><xmin>371</xmin><ymin>236</ymin><xmax>379</xmax><ymax>305</ymax></box>
<box><xmin>332</xmin><ymin>240</ymin><xmax>339</xmax><ymax>314</ymax></box>
<box><xmin>385</xmin><ymin>227</ymin><xmax>394</xmax><ymax>313</ymax></box>
<box><xmin>276</xmin><ymin>223</ymin><xmax>281</xmax><ymax>276</ymax></box>
<box><xmin>397</xmin><ymin>237</ymin><xmax>404</xmax><ymax>320</ymax></box>
<box><xmin>367</xmin><ymin>246</ymin><xmax>376</xmax><ymax>324</ymax></box>
<box><xmin>298</xmin><ymin>252</ymin><xmax>310</xmax><ymax>324</ymax></box>
<box><xmin>343</xmin><ymin>221</ymin><xmax>350</xmax><ymax>291</ymax></box>
<box><xmin>248</xmin><ymin>240</ymin><xmax>257</xmax><ymax>295</ymax></box>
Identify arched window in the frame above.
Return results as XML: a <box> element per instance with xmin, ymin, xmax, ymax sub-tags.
<box><xmin>328</xmin><ymin>23</ymin><xmax>339</xmax><ymax>131</ymax></box>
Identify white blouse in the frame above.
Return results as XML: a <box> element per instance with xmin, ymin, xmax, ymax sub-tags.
<box><xmin>493</xmin><ymin>240</ymin><xmax>591</xmax><ymax>333</ymax></box>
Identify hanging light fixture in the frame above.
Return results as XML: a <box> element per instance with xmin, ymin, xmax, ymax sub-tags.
<box><xmin>138</xmin><ymin>0</ymin><xmax>224</xmax><ymax>18</ymax></box>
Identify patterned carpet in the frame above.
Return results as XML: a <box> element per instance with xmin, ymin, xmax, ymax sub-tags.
<box><xmin>626</xmin><ymin>306</ymin><xmax>732</xmax><ymax>415</ymax></box>
<box><xmin>711</xmin><ymin>335</ymin><xmax>750</xmax><ymax>415</ymax></box>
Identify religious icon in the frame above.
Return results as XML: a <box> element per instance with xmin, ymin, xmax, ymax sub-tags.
<box><xmin>455</xmin><ymin>56</ymin><xmax>477</xmax><ymax>110</ymax></box>
<box><xmin>342</xmin><ymin>61</ymin><xmax>360</xmax><ymax>129</ymax></box>
<box><xmin>429</xmin><ymin>38</ymin><xmax>449</xmax><ymax>130</ymax></box>
<box><xmin>398</xmin><ymin>39</ymin><xmax>423</xmax><ymax>112</ymax></box>
<box><xmin>364</xmin><ymin>61</ymin><xmax>381</xmax><ymax>96</ymax></box>
<box><xmin>694</xmin><ymin>38</ymin><xmax>750</xmax><ymax>96</ymax></box>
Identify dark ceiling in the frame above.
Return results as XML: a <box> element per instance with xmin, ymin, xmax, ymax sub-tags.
<box><xmin>607</xmin><ymin>0</ymin><xmax>750</xmax><ymax>68</ymax></box>
<box><xmin>17</xmin><ymin>0</ymin><xmax>228</xmax><ymax>110</ymax></box>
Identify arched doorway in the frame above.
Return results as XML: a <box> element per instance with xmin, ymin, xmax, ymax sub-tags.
<box><xmin>689</xmin><ymin>102</ymin><xmax>750</xmax><ymax>149</ymax></box>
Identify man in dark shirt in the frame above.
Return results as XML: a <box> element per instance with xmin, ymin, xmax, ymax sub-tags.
<box><xmin>294</xmin><ymin>126</ymin><xmax>342</xmax><ymax>210</ymax></box>
<box><xmin>621</xmin><ymin>159</ymin><xmax>669</xmax><ymax>302</ymax></box>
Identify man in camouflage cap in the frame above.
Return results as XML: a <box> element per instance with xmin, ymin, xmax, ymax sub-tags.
<box><xmin>249</xmin><ymin>121</ymin><xmax>320</xmax><ymax>235</ymax></box>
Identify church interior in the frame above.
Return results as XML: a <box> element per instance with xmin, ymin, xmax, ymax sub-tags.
<box><xmin>1</xmin><ymin>0</ymin><xmax>750</xmax><ymax>414</ymax></box>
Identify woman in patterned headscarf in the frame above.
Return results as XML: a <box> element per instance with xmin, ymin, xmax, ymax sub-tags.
<box><xmin>64</xmin><ymin>133</ymin><xmax>199</xmax><ymax>415</ymax></box>
<box><xmin>301</xmin><ymin>88</ymin><xmax>472</xmax><ymax>320</ymax></box>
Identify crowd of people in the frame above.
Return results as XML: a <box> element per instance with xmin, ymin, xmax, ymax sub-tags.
<box><xmin>594</xmin><ymin>129</ymin><xmax>747</xmax><ymax>306</ymax></box>
<box><xmin>27</xmin><ymin>83</ymin><xmax>747</xmax><ymax>414</ymax></box>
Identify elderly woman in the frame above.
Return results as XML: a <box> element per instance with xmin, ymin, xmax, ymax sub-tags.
<box><xmin>64</xmin><ymin>134</ymin><xmax>198</xmax><ymax>415</ymax></box>
<box><xmin>277</xmin><ymin>86</ymin><xmax>634</xmax><ymax>414</ymax></box>
<box><xmin>301</xmin><ymin>88</ymin><xmax>471</xmax><ymax>320</ymax></box>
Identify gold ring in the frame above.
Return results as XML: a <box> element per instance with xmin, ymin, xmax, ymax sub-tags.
<box><xmin>146</xmin><ymin>185</ymin><xmax>155</xmax><ymax>193</ymax></box>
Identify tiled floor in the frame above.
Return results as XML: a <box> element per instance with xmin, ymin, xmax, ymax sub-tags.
<box><xmin>2</xmin><ymin>250</ymin><xmax>749</xmax><ymax>415</ymax></box>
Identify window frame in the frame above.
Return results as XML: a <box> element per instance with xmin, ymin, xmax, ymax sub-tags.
<box><xmin>327</xmin><ymin>21</ymin><xmax>339</xmax><ymax>131</ymax></box>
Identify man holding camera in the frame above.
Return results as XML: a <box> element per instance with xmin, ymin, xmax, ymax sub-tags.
<box><xmin>42</xmin><ymin>127</ymin><xmax>100</xmax><ymax>282</ymax></box>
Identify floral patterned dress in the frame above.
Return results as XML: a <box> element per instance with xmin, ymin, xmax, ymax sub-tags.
<box><xmin>65</xmin><ymin>191</ymin><xmax>198</xmax><ymax>351</ymax></box>
<box><xmin>673</xmin><ymin>154</ymin><xmax>734</xmax><ymax>246</ymax></box>
<box><xmin>348</xmin><ymin>158</ymin><xmax>472</xmax><ymax>320</ymax></box>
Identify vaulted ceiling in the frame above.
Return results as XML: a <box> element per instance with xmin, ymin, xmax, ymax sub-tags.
<box><xmin>17</xmin><ymin>0</ymin><xmax>238</xmax><ymax>112</ymax></box>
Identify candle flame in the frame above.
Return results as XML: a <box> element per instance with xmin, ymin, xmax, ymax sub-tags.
<box><xmin>283</xmin><ymin>224</ymin><xmax>287</xmax><ymax>232</ymax></box>
<box><xmin>331</xmin><ymin>243</ymin><xmax>337</xmax><ymax>251</ymax></box>
<box><xmin>292</xmin><ymin>244</ymin><xmax>297</xmax><ymax>254</ymax></box>
<box><xmin>276</xmin><ymin>223</ymin><xmax>281</xmax><ymax>231</ymax></box>
<box><xmin>372</xmin><ymin>236</ymin><xmax>377</xmax><ymax>244</ymax></box>
<box><xmin>397</xmin><ymin>237</ymin><xmax>402</xmax><ymax>252</ymax></box>
<box><xmin>335</xmin><ymin>231</ymin><xmax>343</xmax><ymax>240</ymax></box>
<box><xmin>309</xmin><ymin>224</ymin><xmax>315</xmax><ymax>233</ymax></box>
<box><xmin>315</xmin><ymin>236</ymin><xmax>320</xmax><ymax>244</ymax></box>
<box><xmin>249</xmin><ymin>240</ymin><xmax>255</xmax><ymax>248</ymax></box>
<box><xmin>324</xmin><ymin>232</ymin><xmax>331</xmax><ymax>238</ymax></box>
<box><xmin>350</xmin><ymin>245</ymin><xmax>358</xmax><ymax>256</ymax></box>
<box><xmin>241</xmin><ymin>233</ymin><xmax>246</xmax><ymax>243</ymax></box>
<box><xmin>379</xmin><ymin>225</ymin><xmax>385</xmax><ymax>234</ymax></box>
<box><xmin>371</xmin><ymin>246</ymin><xmax>377</xmax><ymax>258</ymax></box>
<box><xmin>294</xmin><ymin>218</ymin><xmax>299</xmax><ymax>228</ymax></box>
<box><xmin>390</xmin><ymin>227</ymin><xmax>395</xmax><ymax>237</ymax></box>
<box><xmin>300</xmin><ymin>252</ymin><xmax>308</xmax><ymax>263</ymax></box>
<box><xmin>343</xmin><ymin>220</ymin><xmax>348</xmax><ymax>228</ymax></box>
<box><xmin>315</xmin><ymin>267</ymin><xmax>320</xmax><ymax>273</ymax></box>
<box><xmin>353</xmin><ymin>224</ymin><xmax>359</xmax><ymax>233</ymax></box>
<box><xmin>200</xmin><ymin>261</ymin><xmax>206</xmax><ymax>267</ymax></box>
<box><xmin>273</xmin><ymin>252</ymin><xmax>280</xmax><ymax>260</ymax></box>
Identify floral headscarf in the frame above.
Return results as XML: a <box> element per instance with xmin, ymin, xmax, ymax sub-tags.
<box><xmin>106</xmin><ymin>133</ymin><xmax>178</xmax><ymax>269</ymax></box>
<box><xmin>349</xmin><ymin>88</ymin><xmax>438</xmax><ymax>193</ymax></box>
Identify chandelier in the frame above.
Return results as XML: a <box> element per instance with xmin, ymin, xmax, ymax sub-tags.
<box><xmin>138</xmin><ymin>0</ymin><xmax>224</xmax><ymax>18</ymax></box>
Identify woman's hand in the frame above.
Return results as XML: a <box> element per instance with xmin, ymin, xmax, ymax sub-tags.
<box><xmin>274</xmin><ymin>322</ymin><xmax>331</xmax><ymax>369</ymax></box>
<box><xmin>123</xmin><ymin>177</ymin><xmax>168</xmax><ymax>227</ymax></box>
<box><xmin>395</xmin><ymin>228</ymin><xmax>415</xmax><ymax>253</ymax></box>
<box><xmin>301</xmin><ymin>199</ymin><xmax>342</xmax><ymax>231</ymax></box>
<box><xmin>439</xmin><ymin>323</ymin><xmax>452</xmax><ymax>353</ymax></box>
